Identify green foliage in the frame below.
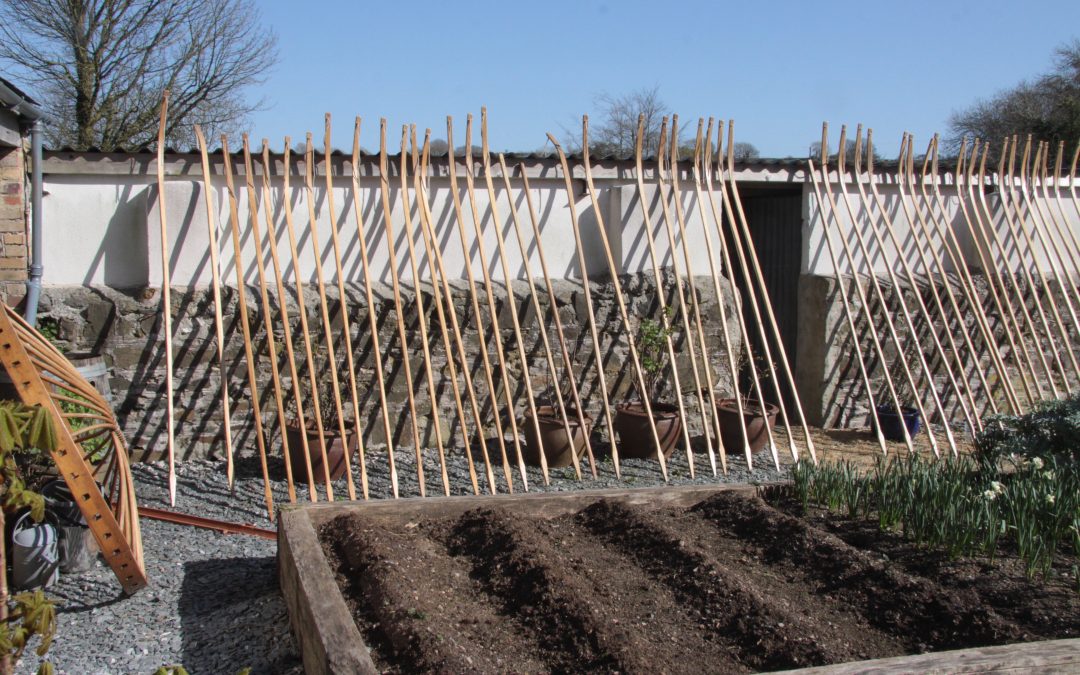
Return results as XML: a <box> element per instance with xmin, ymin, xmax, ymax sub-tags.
<box><xmin>635</xmin><ymin>307</ymin><xmax>676</xmax><ymax>402</ymax></box>
<box><xmin>0</xmin><ymin>591</ymin><xmax>56</xmax><ymax>666</ymax></box>
<box><xmin>976</xmin><ymin>395</ymin><xmax>1080</xmax><ymax>467</ymax></box>
<box><xmin>791</xmin><ymin>452</ymin><xmax>1080</xmax><ymax>580</ymax></box>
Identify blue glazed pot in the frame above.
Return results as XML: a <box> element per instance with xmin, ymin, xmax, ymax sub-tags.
<box><xmin>874</xmin><ymin>404</ymin><xmax>921</xmax><ymax>441</ymax></box>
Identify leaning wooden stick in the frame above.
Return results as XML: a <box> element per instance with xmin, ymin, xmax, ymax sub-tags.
<box><xmin>240</xmin><ymin>136</ymin><xmax>298</xmax><ymax>507</ymax></box>
<box><xmin>561</xmin><ymin>118</ymin><xmax>670</xmax><ymax>475</ymax></box>
<box><xmin>374</xmin><ymin>120</ymin><xmax>428</xmax><ymax>497</ymax></box>
<box><xmin>806</xmin><ymin>155</ymin><xmax>890</xmax><ymax>455</ymax></box>
<box><xmin>460</xmin><ymin>114</ymin><xmax>528</xmax><ymax>490</ymax></box>
<box><xmin>193</xmin><ymin>126</ymin><xmax>237</xmax><ymax>491</ymax></box>
<box><xmin>633</xmin><ymin>116</ymin><xmax>717</xmax><ymax>474</ymax></box>
<box><xmin>320</xmin><ymin>116</ymin><xmax>362</xmax><ymax>500</ymax></box>
<box><xmin>258</xmin><ymin>140</ymin><xmax>314</xmax><ymax>500</ymax></box>
<box><xmin>219</xmin><ymin>135</ymin><xmax>278</xmax><ymax>505</ymax></box>
<box><xmin>415</xmin><ymin>129</ymin><xmax>492</xmax><ymax>494</ymax></box>
<box><xmin>446</xmin><ymin>116</ymin><xmax>514</xmax><ymax>492</ymax></box>
<box><xmin>721</xmin><ymin>121</ymin><xmax>819</xmax><ymax>462</ymax></box>
<box><xmin>518</xmin><ymin>164</ymin><xmax>601</xmax><ymax>478</ymax></box>
<box><xmin>498</xmin><ymin>153</ymin><xmax>581</xmax><ymax>483</ymax></box>
<box><xmin>154</xmin><ymin>92</ymin><xmax>177</xmax><ymax>505</ymax></box>
<box><xmin>348</xmin><ymin>119</ymin><xmax>401</xmax><ymax>498</ymax></box>
<box><xmin>278</xmin><ymin>138</ymin><xmax>328</xmax><ymax>500</ymax></box>
<box><xmin>479</xmin><ymin>109</ymin><xmax>549</xmax><ymax>486</ymax></box>
<box><xmin>836</xmin><ymin>128</ymin><xmax>980</xmax><ymax>438</ymax></box>
<box><xmin>1043</xmin><ymin>144</ymin><xmax>1080</xmax><ymax>302</ymax></box>
<box><xmin>401</xmin><ymin>126</ymin><xmax>451</xmax><ymax>496</ymax></box>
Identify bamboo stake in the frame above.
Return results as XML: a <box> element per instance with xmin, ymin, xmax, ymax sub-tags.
<box><xmin>154</xmin><ymin>92</ymin><xmax>178</xmax><ymax>505</ymax></box>
<box><xmin>460</xmin><ymin>114</ymin><xmax>528</xmax><ymax>490</ymax></box>
<box><xmin>1030</xmin><ymin>143</ymin><xmax>1080</xmax><ymax>345</ymax></box>
<box><xmin>632</xmin><ymin>116</ymin><xmax>718</xmax><ymax>474</ymax></box>
<box><xmin>278</xmin><ymin>138</ymin><xmax>328</xmax><ymax>500</ymax></box>
<box><xmin>240</xmin><ymin>136</ymin><xmax>298</xmax><ymax>508</ymax></box>
<box><xmin>931</xmin><ymin>137</ymin><xmax>1022</xmax><ymax>417</ymax></box>
<box><xmin>552</xmin><ymin>119</ymin><xmax>669</xmax><ymax>475</ymax></box>
<box><xmin>698</xmin><ymin>120</ymin><xmax>763</xmax><ymax>466</ymax></box>
<box><xmin>498</xmin><ymin>153</ymin><xmax>585</xmax><ymax>482</ymax></box>
<box><xmin>806</xmin><ymin>156</ymin><xmax>890</xmax><ymax>455</ymax></box>
<box><xmin>817</xmin><ymin>125</ymin><xmax>921</xmax><ymax>455</ymax></box>
<box><xmin>719</xmin><ymin>121</ymin><xmax>818</xmax><ymax>462</ymax></box>
<box><xmin>193</xmin><ymin>126</ymin><xmax>238</xmax><ymax>492</ymax></box>
<box><xmin>517</xmin><ymin>163</ymin><xmax>602</xmax><ymax>477</ymax></box>
<box><xmin>1044</xmin><ymin>144</ymin><xmax>1080</xmax><ymax>297</ymax></box>
<box><xmin>219</xmin><ymin>135</ymin><xmax>279</xmax><ymax>501</ymax></box>
<box><xmin>445</xmin><ymin>117</ymin><xmax>512</xmax><ymax>492</ymax></box>
<box><xmin>297</xmin><ymin>135</ymin><xmax>356</xmax><ymax>499</ymax></box>
<box><xmin>663</xmin><ymin>116</ymin><xmax>726</xmax><ymax>475</ymax></box>
<box><xmin>836</xmin><ymin>128</ymin><xmax>980</xmax><ymax>438</ymax></box>
<box><xmin>320</xmin><ymin>117</ymin><xmax>362</xmax><ymax>500</ymax></box>
<box><xmin>348</xmin><ymin>119</ymin><xmax>402</xmax><ymax>498</ymax></box>
<box><xmin>1066</xmin><ymin>145</ymin><xmax>1080</xmax><ymax>244</ymax></box>
<box><xmin>414</xmin><ymin>129</ymin><xmax>490</xmax><ymax>494</ymax></box>
<box><xmin>402</xmin><ymin>126</ymin><xmax>451</xmax><ymax>496</ymax></box>
<box><xmin>959</xmin><ymin>139</ymin><xmax>1040</xmax><ymax>409</ymax></box>
<box><xmin>372</xmin><ymin>120</ymin><xmax>428</xmax><ymax>497</ymax></box>
<box><xmin>974</xmin><ymin>138</ymin><xmax>1058</xmax><ymax>399</ymax></box>
<box><xmin>258</xmin><ymin>139</ymin><xmax>317</xmax><ymax>500</ymax></box>
<box><xmin>479</xmin><ymin>110</ymin><xmax>552</xmax><ymax>485</ymax></box>
<box><xmin>1005</xmin><ymin>137</ymin><xmax>1079</xmax><ymax>389</ymax></box>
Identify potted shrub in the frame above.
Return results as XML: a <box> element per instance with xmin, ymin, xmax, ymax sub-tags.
<box><xmin>284</xmin><ymin>383</ymin><xmax>357</xmax><ymax>482</ymax></box>
<box><xmin>615</xmin><ymin>310</ymin><xmax>683</xmax><ymax>459</ymax></box>
<box><xmin>521</xmin><ymin>359</ymin><xmax>594</xmax><ymax>468</ymax></box>
<box><xmin>716</xmin><ymin>352</ymin><xmax>779</xmax><ymax>454</ymax></box>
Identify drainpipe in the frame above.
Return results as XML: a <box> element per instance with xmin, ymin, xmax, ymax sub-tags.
<box><xmin>0</xmin><ymin>80</ymin><xmax>45</xmax><ymax>326</ymax></box>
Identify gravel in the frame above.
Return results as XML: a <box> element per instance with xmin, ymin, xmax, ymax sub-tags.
<box><xmin>16</xmin><ymin>441</ymin><xmax>789</xmax><ymax>674</ymax></box>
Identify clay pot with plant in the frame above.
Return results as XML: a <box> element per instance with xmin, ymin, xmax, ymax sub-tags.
<box><xmin>284</xmin><ymin>379</ymin><xmax>357</xmax><ymax>482</ymax></box>
<box><xmin>615</xmin><ymin>309</ymin><xmax>683</xmax><ymax>460</ymax></box>
<box><xmin>522</xmin><ymin>343</ymin><xmax>593</xmax><ymax>468</ymax></box>
<box><xmin>716</xmin><ymin>350</ymin><xmax>779</xmax><ymax>454</ymax></box>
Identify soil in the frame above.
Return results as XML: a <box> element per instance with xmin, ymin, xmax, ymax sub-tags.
<box><xmin>319</xmin><ymin>491</ymin><xmax>1075</xmax><ymax>674</ymax></box>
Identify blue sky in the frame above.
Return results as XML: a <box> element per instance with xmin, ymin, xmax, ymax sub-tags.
<box><xmin>249</xmin><ymin>0</ymin><xmax>1080</xmax><ymax>158</ymax></box>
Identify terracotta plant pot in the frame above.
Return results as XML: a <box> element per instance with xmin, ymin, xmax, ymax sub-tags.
<box><xmin>284</xmin><ymin>422</ymin><xmax>356</xmax><ymax>481</ymax></box>
<box><xmin>522</xmin><ymin>405</ymin><xmax>593</xmax><ymax>468</ymax></box>
<box><xmin>614</xmin><ymin>401</ymin><xmax>682</xmax><ymax>460</ymax></box>
<box><xmin>715</xmin><ymin>398</ymin><xmax>779</xmax><ymax>454</ymax></box>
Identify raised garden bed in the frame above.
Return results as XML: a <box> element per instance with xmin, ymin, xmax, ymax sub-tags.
<box><xmin>279</xmin><ymin>484</ymin><xmax>1079</xmax><ymax>674</ymax></box>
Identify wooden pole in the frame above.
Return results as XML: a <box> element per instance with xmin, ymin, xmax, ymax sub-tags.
<box><xmin>374</xmin><ymin>120</ymin><xmax>428</xmax><ymax>497</ymax></box>
<box><xmin>806</xmin><ymin>156</ymin><xmax>890</xmax><ymax>455</ymax></box>
<box><xmin>1029</xmin><ymin>143</ymin><xmax>1080</xmax><ymax>346</ymax></box>
<box><xmin>414</xmin><ymin>129</ymin><xmax>491</xmax><ymax>494</ymax></box>
<box><xmin>193</xmin><ymin>126</ymin><xmax>238</xmax><ymax>491</ymax></box>
<box><xmin>278</xmin><ymin>138</ymin><xmax>328</xmax><ymax>500</ymax></box>
<box><xmin>818</xmin><ymin>125</ymin><xmax>921</xmax><ymax>455</ymax></box>
<box><xmin>557</xmin><ymin>118</ymin><xmax>669</xmax><ymax>474</ymax></box>
<box><xmin>219</xmin><ymin>135</ymin><xmax>280</xmax><ymax>501</ymax></box>
<box><xmin>319</xmin><ymin>116</ymin><xmax>363</xmax><ymax>500</ymax></box>
<box><xmin>1044</xmin><ymin>144</ymin><xmax>1080</xmax><ymax>298</ymax></box>
<box><xmin>664</xmin><ymin>116</ymin><xmax>728</xmax><ymax>474</ymax></box>
<box><xmin>718</xmin><ymin>121</ymin><xmax>819</xmax><ymax>462</ymax></box>
<box><xmin>154</xmin><ymin>92</ymin><xmax>178</xmax><ymax>505</ymax></box>
<box><xmin>835</xmin><ymin>127</ymin><xmax>980</xmax><ymax>439</ymax></box>
<box><xmin>517</xmin><ymin>163</ymin><xmax>602</xmax><ymax>477</ymax></box>
<box><xmin>958</xmin><ymin>138</ymin><xmax>1039</xmax><ymax>409</ymax></box>
<box><xmin>258</xmin><ymin>139</ymin><xmax>318</xmax><ymax>500</ymax></box>
<box><xmin>697</xmin><ymin>119</ymin><xmax>764</xmax><ymax>467</ymax></box>
<box><xmin>445</xmin><ymin>116</ymin><xmax>513</xmax><ymax>492</ymax></box>
<box><xmin>632</xmin><ymin>115</ymin><xmax>718</xmax><ymax>474</ymax></box>
<box><xmin>459</xmin><ymin>114</ymin><xmax>528</xmax><ymax>490</ymax></box>
<box><xmin>240</xmin><ymin>136</ymin><xmax>299</xmax><ymax>508</ymax></box>
<box><xmin>401</xmin><ymin>126</ymin><xmax>451</xmax><ymax>495</ymax></box>
<box><xmin>479</xmin><ymin>110</ymin><xmax>552</xmax><ymax>485</ymax></box>
<box><xmin>347</xmin><ymin>119</ymin><xmax>402</xmax><ymax>497</ymax></box>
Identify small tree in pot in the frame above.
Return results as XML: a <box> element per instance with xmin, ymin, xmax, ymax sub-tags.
<box><xmin>522</xmin><ymin>341</ymin><xmax>593</xmax><ymax>469</ymax></box>
<box><xmin>716</xmin><ymin>350</ymin><xmax>779</xmax><ymax>454</ymax></box>
<box><xmin>615</xmin><ymin>308</ymin><xmax>683</xmax><ymax>459</ymax></box>
<box><xmin>284</xmin><ymin>376</ymin><xmax>357</xmax><ymax>483</ymax></box>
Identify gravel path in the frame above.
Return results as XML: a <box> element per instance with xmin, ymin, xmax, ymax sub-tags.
<box><xmin>16</xmin><ymin>441</ymin><xmax>789</xmax><ymax>674</ymax></box>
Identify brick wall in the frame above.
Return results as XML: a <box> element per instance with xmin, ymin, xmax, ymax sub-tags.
<box><xmin>0</xmin><ymin>143</ymin><xmax>27</xmax><ymax>306</ymax></box>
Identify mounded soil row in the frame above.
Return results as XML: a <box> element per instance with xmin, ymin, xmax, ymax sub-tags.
<box><xmin>319</xmin><ymin>492</ymin><xmax>1076</xmax><ymax>673</ymax></box>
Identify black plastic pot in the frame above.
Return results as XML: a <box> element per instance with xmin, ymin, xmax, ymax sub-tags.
<box><xmin>874</xmin><ymin>404</ymin><xmax>921</xmax><ymax>441</ymax></box>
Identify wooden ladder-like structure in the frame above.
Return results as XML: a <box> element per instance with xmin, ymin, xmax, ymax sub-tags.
<box><xmin>0</xmin><ymin>305</ymin><xmax>146</xmax><ymax>594</ymax></box>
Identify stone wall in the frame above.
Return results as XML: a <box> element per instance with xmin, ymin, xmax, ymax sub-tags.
<box><xmin>0</xmin><ymin>142</ymin><xmax>27</xmax><ymax>305</ymax></box>
<box><xmin>38</xmin><ymin>272</ymin><xmax>743</xmax><ymax>461</ymax></box>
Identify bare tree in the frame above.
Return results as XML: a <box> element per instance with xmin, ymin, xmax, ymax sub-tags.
<box><xmin>732</xmin><ymin>142</ymin><xmax>760</xmax><ymax>161</ymax></box>
<box><xmin>585</xmin><ymin>85</ymin><xmax>667</xmax><ymax>157</ymax></box>
<box><xmin>0</xmin><ymin>0</ymin><xmax>278</xmax><ymax>150</ymax></box>
<box><xmin>948</xmin><ymin>40</ymin><xmax>1080</xmax><ymax>161</ymax></box>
